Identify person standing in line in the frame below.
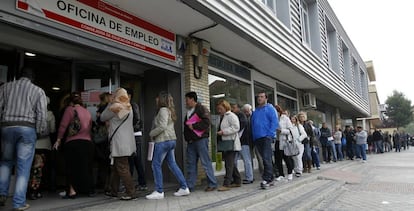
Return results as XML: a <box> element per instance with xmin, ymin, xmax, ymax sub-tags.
<box><xmin>184</xmin><ymin>92</ymin><xmax>217</xmax><ymax>192</ymax></box>
<box><xmin>274</xmin><ymin>105</ymin><xmax>294</xmax><ymax>181</ymax></box>
<box><xmin>393</xmin><ymin>130</ymin><xmax>401</xmax><ymax>152</ymax></box>
<box><xmin>0</xmin><ymin>67</ymin><xmax>47</xmax><ymax>211</ymax></box>
<box><xmin>290</xmin><ymin>115</ymin><xmax>307</xmax><ymax>177</ymax></box>
<box><xmin>333</xmin><ymin>127</ymin><xmax>344</xmax><ymax>161</ymax></box>
<box><xmin>100</xmin><ymin>88</ymin><xmax>136</xmax><ymax>200</ymax></box>
<box><xmin>53</xmin><ymin>92</ymin><xmax>95</xmax><ymax>199</ymax></box>
<box><xmin>297</xmin><ymin>112</ymin><xmax>314</xmax><ymax>173</ymax></box>
<box><xmin>125</xmin><ymin>88</ymin><xmax>147</xmax><ymax>191</ymax></box>
<box><xmin>308</xmin><ymin>120</ymin><xmax>321</xmax><ymax>170</ymax></box>
<box><xmin>231</xmin><ymin>104</ymin><xmax>254</xmax><ymax>184</ymax></box>
<box><xmin>344</xmin><ymin>125</ymin><xmax>355</xmax><ymax>160</ymax></box>
<box><xmin>355</xmin><ymin>126</ymin><xmax>368</xmax><ymax>162</ymax></box>
<box><xmin>372</xmin><ymin>128</ymin><xmax>384</xmax><ymax>153</ymax></box>
<box><xmin>146</xmin><ymin>92</ymin><xmax>190</xmax><ymax>199</ymax></box>
<box><xmin>320</xmin><ymin>123</ymin><xmax>334</xmax><ymax>163</ymax></box>
<box><xmin>241</xmin><ymin>104</ymin><xmax>263</xmax><ymax>176</ymax></box>
<box><xmin>251</xmin><ymin>91</ymin><xmax>278</xmax><ymax>189</ymax></box>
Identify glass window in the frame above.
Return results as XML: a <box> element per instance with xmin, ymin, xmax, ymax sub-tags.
<box><xmin>254</xmin><ymin>82</ymin><xmax>275</xmax><ymax>106</ymax></box>
<box><xmin>277</xmin><ymin>94</ymin><xmax>297</xmax><ymax>115</ymax></box>
<box><xmin>300</xmin><ymin>0</ymin><xmax>311</xmax><ymax>46</ymax></box>
<box><xmin>261</xmin><ymin>0</ymin><xmax>277</xmax><ymax>14</ymax></box>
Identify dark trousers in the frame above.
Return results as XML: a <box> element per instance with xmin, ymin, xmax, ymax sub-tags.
<box><xmin>129</xmin><ymin>136</ymin><xmax>147</xmax><ymax>186</ymax></box>
<box><xmin>346</xmin><ymin>143</ymin><xmax>354</xmax><ymax>159</ymax></box>
<box><xmin>274</xmin><ymin>149</ymin><xmax>294</xmax><ymax>177</ymax></box>
<box><xmin>64</xmin><ymin>140</ymin><xmax>94</xmax><ymax>194</ymax></box>
<box><xmin>223</xmin><ymin>151</ymin><xmax>241</xmax><ymax>186</ymax></box>
<box><xmin>110</xmin><ymin>156</ymin><xmax>135</xmax><ymax>196</ymax></box>
<box><xmin>254</xmin><ymin>137</ymin><xmax>274</xmax><ymax>182</ymax></box>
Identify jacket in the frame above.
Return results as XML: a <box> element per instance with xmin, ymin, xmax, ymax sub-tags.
<box><xmin>149</xmin><ymin>107</ymin><xmax>176</xmax><ymax>143</ymax></box>
<box><xmin>291</xmin><ymin>123</ymin><xmax>307</xmax><ymax>145</ymax></box>
<box><xmin>251</xmin><ymin>103</ymin><xmax>278</xmax><ymax>141</ymax></box>
<box><xmin>184</xmin><ymin>103</ymin><xmax>210</xmax><ymax>142</ymax></box>
<box><xmin>219</xmin><ymin>111</ymin><xmax>241</xmax><ymax>151</ymax></box>
<box><xmin>234</xmin><ymin>111</ymin><xmax>249</xmax><ymax>146</ymax></box>
<box><xmin>333</xmin><ymin>131</ymin><xmax>342</xmax><ymax>144</ymax></box>
<box><xmin>278</xmin><ymin>114</ymin><xmax>293</xmax><ymax>150</ymax></box>
<box><xmin>100</xmin><ymin>105</ymin><xmax>136</xmax><ymax>157</ymax></box>
<box><xmin>355</xmin><ymin>130</ymin><xmax>368</xmax><ymax>145</ymax></box>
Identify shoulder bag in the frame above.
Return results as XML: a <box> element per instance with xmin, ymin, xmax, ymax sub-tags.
<box><xmin>284</xmin><ymin>129</ymin><xmax>300</xmax><ymax>156</ymax></box>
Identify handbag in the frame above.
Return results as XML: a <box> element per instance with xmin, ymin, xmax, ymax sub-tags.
<box><xmin>283</xmin><ymin>129</ymin><xmax>300</xmax><ymax>156</ymax></box>
<box><xmin>217</xmin><ymin>140</ymin><xmax>234</xmax><ymax>152</ymax></box>
<box><xmin>67</xmin><ymin>108</ymin><xmax>81</xmax><ymax>137</ymax></box>
<box><xmin>92</xmin><ymin>122</ymin><xmax>108</xmax><ymax>144</ymax></box>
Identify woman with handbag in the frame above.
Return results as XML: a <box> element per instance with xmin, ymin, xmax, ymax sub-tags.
<box><xmin>53</xmin><ymin>92</ymin><xmax>95</xmax><ymax>199</ymax></box>
<box><xmin>146</xmin><ymin>91</ymin><xmax>190</xmax><ymax>200</ymax></box>
<box><xmin>274</xmin><ymin>105</ymin><xmax>295</xmax><ymax>181</ymax></box>
<box><xmin>297</xmin><ymin>112</ymin><xmax>314</xmax><ymax>173</ymax></box>
<box><xmin>290</xmin><ymin>115</ymin><xmax>307</xmax><ymax>177</ymax></box>
<box><xmin>100</xmin><ymin>88</ymin><xmax>136</xmax><ymax>200</ymax></box>
<box><xmin>216</xmin><ymin>99</ymin><xmax>242</xmax><ymax>191</ymax></box>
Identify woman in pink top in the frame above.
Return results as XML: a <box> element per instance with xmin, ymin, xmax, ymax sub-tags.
<box><xmin>53</xmin><ymin>92</ymin><xmax>94</xmax><ymax>199</ymax></box>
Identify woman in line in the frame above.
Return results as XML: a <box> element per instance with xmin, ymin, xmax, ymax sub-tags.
<box><xmin>146</xmin><ymin>91</ymin><xmax>190</xmax><ymax>199</ymax></box>
<box><xmin>297</xmin><ymin>112</ymin><xmax>314</xmax><ymax>173</ymax></box>
<box><xmin>290</xmin><ymin>115</ymin><xmax>307</xmax><ymax>177</ymax></box>
<box><xmin>100</xmin><ymin>88</ymin><xmax>136</xmax><ymax>200</ymax></box>
<box><xmin>216</xmin><ymin>99</ymin><xmax>242</xmax><ymax>191</ymax></box>
<box><xmin>274</xmin><ymin>105</ymin><xmax>294</xmax><ymax>181</ymax></box>
<box><xmin>333</xmin><ymin>127</ymin><xmax>344</xmax><ymax>161</ymax></box>
<box><xmin>53</xmin><ymin>92</ymin><xmax>94</xmax><ymax>198</ymax></box>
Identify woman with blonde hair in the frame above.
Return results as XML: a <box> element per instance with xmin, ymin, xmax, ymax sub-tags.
<box><xmin>297</xmin><ymin>112</ymin><xmax>314</xmax><ymax>173</ymax></box>
<box><xmin>146</xmin><ymin>91</ymin><xmax>190</xmax><ymax>199</ymax></box>
<box><xmin>216</xmin><ymin>99</ymin><xmax>241</xmax><ymax>191</ymax></box>
<box><xmin>291</xmin><ymin>114</ymin><xmax>307</xmax><ymax>177</ymax></box>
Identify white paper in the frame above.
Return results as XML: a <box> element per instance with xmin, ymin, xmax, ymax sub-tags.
<box><xmin>147</xmin><ymin>142</ymin><xmax>155</xmax><ymax>161</ymax></box>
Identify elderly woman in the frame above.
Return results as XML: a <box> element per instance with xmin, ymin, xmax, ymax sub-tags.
<box><xmin>100</xmin><ymin>88</ymin><xmax>136</xmax><ymax>200</ymax></box>
<box><xmin>216</xmin><ymin>99</ymin><xmax>241</xmax><ymax>191</ymax></box>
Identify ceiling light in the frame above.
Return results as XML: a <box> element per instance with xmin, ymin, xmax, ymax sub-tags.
<box><xmin>52</xmin><ymin>87</ymin><xmax>60</xmax><ymax>91</ymax></box>
<box><xmin>25</xmin><ymin>52</ymin><xmax>36</xmax><ymax>57</ymax></box>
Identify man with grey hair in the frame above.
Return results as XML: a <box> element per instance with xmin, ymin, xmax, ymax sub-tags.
<box><xmin>241</xmin><ymin>104</ymin><xmax>263</xmax><ymax>175</ymax></box>
<box><xmin>0</xmin><ymin>67</ymin><xmax>47</xmax><ymax>210</ymax></box>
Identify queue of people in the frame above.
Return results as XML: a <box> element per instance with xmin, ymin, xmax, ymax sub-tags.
<box><xmin>0</xmin><ymin>71</ymin><xmax>400</xmax><ymax>211</ymax></box>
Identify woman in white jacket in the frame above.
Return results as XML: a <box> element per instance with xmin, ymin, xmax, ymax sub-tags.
<box><xmin>274</xmin><ymin>105</ymin><xmax>295</xmax><ymax>181</ymax></box>
<box><xmin>290</xmin><ymin>115</ymin><xmax>307</xmax><ymax>177</ymax></box>
<box><xmin>216</xmin><ymin>99</ymin><xmax>241</xmax><ymax>191</ymax></box>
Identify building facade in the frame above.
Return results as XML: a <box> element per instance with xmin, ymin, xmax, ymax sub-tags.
<box><xmin>0</xmin><ymin>0</ymin><xmax>370</xmax><ymax>180</ymax></box>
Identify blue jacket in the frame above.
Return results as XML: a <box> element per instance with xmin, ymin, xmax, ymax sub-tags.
<box><xmin>251</xmin><ymin>103</ymin><xmax>279</xmax><ymax>141</ymax></box>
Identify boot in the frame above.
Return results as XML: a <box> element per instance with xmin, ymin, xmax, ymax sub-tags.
<box><xmin>307</xmin><ymin>160</ymin><xmax>312</xmax><ymax>173</ymax></box>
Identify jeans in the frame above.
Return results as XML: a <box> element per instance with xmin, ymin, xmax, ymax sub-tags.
<box><xmin>129</xmin><ymin>136</ymin><xmax>146</xmax><ymax>186</ymax></box>
<box><xmin>334</xmin><ymin>144</ymin><xmax>343</xmax><ymax>160</ymax></box>
<box><xmin>311</xmin><ymin>147</ymin><xmax>320</xmax><ymax>168</ymax></box>
<box><xmin>152</xmin><ymin>140</ymin><xmax>187</xmax><ymax>193</ymax></box>
<box><xmin>375</xmin><ymin>140</ymin><xmax>384</xmax><ymax>153</ymax></box>
<box><xmin>0</xmin><ymin>126</ymin><xmax>36</xmax><ymax>209</ymax></box>
<box><xmin>329</xmin><ymin>141</ymin><xmax>337</xmax><ymax>161</ymax></box>
<box><xmin>355</xmin><ymin>144</ymin><xmax>367</xmax><ymax>160</ymax></box>
<box><xmin>255</xmin><ymin>137</ymin><xmax>274</xmax><ymax>182</ymax></box>
<box><xmin>303</xmin><ymin>143</ymin><xmax>312</xmax><ymax>161</ymax></box>
<box><xmin>186</xmin><ymin>138</ymin><xmax>217</xmax><ymax>189</ymax></box>
<box><xmin>235</xmin><ymin>145</ymin><xmax>253</xmax><ymax>181</ymax></box>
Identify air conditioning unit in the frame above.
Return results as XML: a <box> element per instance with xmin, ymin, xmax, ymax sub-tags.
<box><xmin>303</xmin><ymin>93</ymin><xmax>317</xmax><ymax>108</ymax></box>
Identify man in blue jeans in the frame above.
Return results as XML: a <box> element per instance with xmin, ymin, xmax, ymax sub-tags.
<box><xmin>251</xmin><ymin>91</ymin><xmax>278</xmax><ymax>189</ymax></box>
<box><xmin>183</xmin><ymin>92</ymin><xmax>217</xmax><ymax>191</ymax></box>
<box><xmin>0</xmin><ymin>67</ymin><xmax>47</xmax><ymax>211</ymax></box>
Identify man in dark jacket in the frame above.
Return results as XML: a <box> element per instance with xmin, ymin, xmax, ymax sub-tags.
<box><xmin>231</xmin><ymin>104</ymin><xmax>253</xmax><ymax>184</ymax></box>
<box><xmin>372</xmin><ymin>129</ymin><xmax>384</xmax><ymax>153</ymax></box>
<box><xmin>320</xmin><ymin>123</ymin><xmax>333</xmax><ymax>163</ymax></box>
<box><xmin>184</xmin><ymin>92</ymin><xmax>217</xmax><ymax>192</ymax></box>
<box><xmin>344</xmin><ymin>125</ymin><xmax>355</xmax><ymax>160</ymax></box>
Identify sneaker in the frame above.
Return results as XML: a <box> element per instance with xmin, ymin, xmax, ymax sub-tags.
<box><xmin>287</xmin><ymin>174</ymin><xmax>293</xmax><ymax>181</ymax></box>
<box><xmin>316</xmin><ymin>167</ymin><xmax>321</xmax><ymax>170</ymax></box>
<box><xmin>0</xmin><ymin>195</ymin><xmax>6</xmax><ymax>206</ymax></box>
<box><xmin>295</xmin><ymin>172</ymin><xmax>302</xmax><ymax>177</ymax></box>
<box><xmin>362</xmin><ymin>160</ymin><xmax>367</xmax><ymax>163</ymax></box>
<box><xmin>275</xmin><ymin>176</ymin><xmax>284</xmax><ymax>181</ymax></box>
<box><xmin>174</xmin><ymin>188</ymin><xmax>190</xmax><ymax>196</ymax></box>
<box><xmin>120</xmin><ymin>195</ymin><xmax>137</xmax><ymax>201</ymax></box>
<box><xmin>12</xmin><ymin>204</ymin><xmax>30</xmax><ymax>211</ymax></box>
<box><xmin>260</xmin><ymin>180</ymin><xmax>274</xmax><ymax>189</ymax></box>
<box><xmin>146</xmin><ymin>191</ymin><xmax>164</xmax><ymax>200</ymax></box>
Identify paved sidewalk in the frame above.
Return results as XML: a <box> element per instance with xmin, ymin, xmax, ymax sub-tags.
<box><xmin>2</xmin><ymin>148</ymin><xmax>413</xmax><ymax>211</ymax></box>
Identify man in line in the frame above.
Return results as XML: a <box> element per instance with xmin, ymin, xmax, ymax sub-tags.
<box><xmin>231</xmin><ymin>104</ymin><xmax>253</xmax><ymax>184</ymax></box>
<box><xmin>0</xmin><ymin>67</ymin><xmax>47</xmax><ymax>211</ymax></box>
<box><xmin>355</xmin><ymin>126</ymin><xmax>368</xmax><ymax>162</ymax></box>
<box><xmin>372</xmin><ymin>128</ymin><xmax>384</xmax><ymax>153</ymax></box>
<box><xmin>251</xmin><ymin>91</ymin><xmax>278</xmax><ymax>189</ymax></box>
<box><xmin>184</xmin><ymin>92</ymin><xmax>217</xmax><ymax>191</ymax></box>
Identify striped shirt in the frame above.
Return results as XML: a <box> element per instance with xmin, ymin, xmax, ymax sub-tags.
<box><xmin>0</xmin><ymin>77</ymin><xmax>47</xmax><ymax>134</ymax></box>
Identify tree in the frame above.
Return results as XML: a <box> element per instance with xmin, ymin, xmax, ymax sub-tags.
<box><xmin>385</xmin><ymin>90</ymin><xmax>413</xmax><ymax>128</ymax></box>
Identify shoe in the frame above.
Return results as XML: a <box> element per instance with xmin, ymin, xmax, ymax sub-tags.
<box><xmin>61</xmin><ymin>193</ymin><xmax>77</xmax><ymax>199</ymax></box>
<box><xmin>0</xmin><ymin>195</ymin><xmax>6</xmax><ymax>206</ymax></box>
<box><xmin>120</xmin><ymin>195</ymin><xmax>137</xmax><ymax>201</ymax></box>
<box><xmin>275</xmin><ymin>176</ymin><xmax>284</xmax><ymax>181</ymax></box>
<box><xmin>362</xmin><ymin>160</ymin><xmax>367</xmax><ymax>163</ymax></box>
<box><xmin>28</xmin><ymin>193</ymin><xmax>37</xmax><ymax>200</ymax></box>
<box><xmin>12</xmin><ymin>204</ymin><xmax>30</xmax><ymax>211</ymax></box>
<box><xmin>230</xmin><ymin>183</ymin><xmax>241</xmax><ymax>188</ymax></box>
<box><xmin>295</xmin><ymin>173</ymin><xmax>302</xmax><ymax>177</ymax></box>
<box><xmin>88</xmin><ymin>191</ymin><xmax>97</xmax><ymax>197</ymax></box>
<box><xmin>204</xmin><ymin>186</ymin><xmax>216</xmax><ymax>192</ymax></box>
<box><xmin>242</xmin><ymin>180</ymin><xmax>253</xmax><ymax>184</ymax></box>
<box><xmin>36</xmin><ymin>192</ymin><xmax>43</xmax><ymax>199</ymax></box>
<box><xmin>104</xmin><ymin>192</ymin><xmax>118</xmax><ymax>198</ymax></box>
<box><xmin>316</xmin><ymin>167</ymin><xmax>321</xmax><ymax>170</ymax></box>
<box><xmin>146</xmin><ymin>191</ymin><xmax>164</xmax><ymax>200</ymax></box>
<box><xmin>260</xmin><ymin>180</ymin><xmax>274</xmax><ymax>189</ymax></box>
<box><xmin>174</xmin><ymin>188</ymin><xmax>190</xmax><ymax>196</ymax></box>
<box><xmin>287</xmin><ymin>174</ymin><xmax>293</xmax><ymax>181</ymax></box>
<box><xmin>217</xmin><ymin>186</ymin><xmax>231</xmax><ymax>191</ymax></box>
<box><xmin>137</xmin><ymin>185</ymin><xmax>148</xmax><ymax>191</ymax></box>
